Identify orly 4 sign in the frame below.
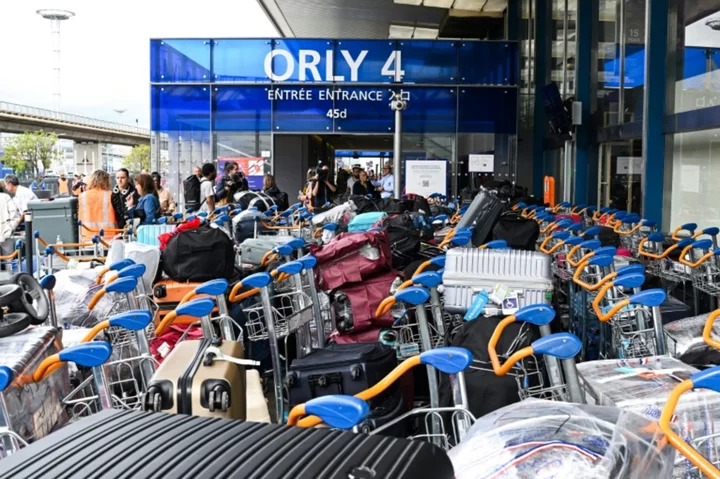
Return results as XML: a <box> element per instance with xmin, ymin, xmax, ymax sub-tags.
<box><xmin>264</xmin><ymin>49</ymin><xmax>404</xmax><ymax>82</ymax></box>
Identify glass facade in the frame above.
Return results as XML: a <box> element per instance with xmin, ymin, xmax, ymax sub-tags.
<box><xmin>151</xmin><ymin>39</ymin><xmax>520</xmax><ymax>199</ymax></box>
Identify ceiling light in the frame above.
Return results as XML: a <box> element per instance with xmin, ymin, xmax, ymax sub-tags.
<box><xmin>389</xmin><ymin>24</ymin><xmax>415</xmax><ymax>38</ymax></box>
<box><xmin>394</xmin><ymin>0</ymin><xmax>423</xmax><ymax>5</ymax></box>
<box><xmin>452</xmin><ymin>0</ymin><xmax>485</xmax><ymax>10</ymax></box>
<box><xmin>413</xmin><ymin>27</ymin><xmax>439</xmax><ymax>39</ymax></box>
<box><xmin>423</xmin><ymin>0</ymin><xmax>455</xmax><ymax>8</ymax></box>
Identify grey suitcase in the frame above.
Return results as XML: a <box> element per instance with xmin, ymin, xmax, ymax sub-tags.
<box><xmin>442</xmin><ymin>248</ymin><xmax>553</xmax><ymax>313</ymax></box>
<box><xmin>238</xmin><ymin>237</ymin><xmax>289</xmax><ymax>268</ymax></box>
<box><xmin>0</xmin><ymin>326</ymin><xmax>71</xmax><ymax>444</ymax></box>
<box><xmin>28</xmin><ymin>197</ymin><xmax>79</xmax><ymax>244</ymax></box>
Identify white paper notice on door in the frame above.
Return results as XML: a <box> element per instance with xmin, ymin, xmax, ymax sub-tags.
<box><xmin>468</xmin><ymin>154</ymin><xmax>495</xmax><ymax>173</ymax></box>
<box><xmin>617</xmin><ymin>156</ymin><xmax>643</xmax><ymax>175</ymax></box>
<box><xmin>405</xmin><ymin>160</ymin><xmax>447</xmax><ymax>197</ymax></box>
<box><xmin>680</xmin><ymin>164</ymin><xmax>700</xmax><ymax>193</ymax></box>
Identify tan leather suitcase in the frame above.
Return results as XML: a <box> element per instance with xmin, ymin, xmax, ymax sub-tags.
<box><xmin>143</xmin><ymin>338</ymin><xmax>247</xmax><ymax>420</ymax></box>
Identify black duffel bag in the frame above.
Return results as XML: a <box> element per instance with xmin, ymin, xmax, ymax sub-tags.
<box><xmin>162</xmin><ymin>226</ymin><xmax>235</xmax><ymax>282</ymax></box>
<box><xmin>385</xmin><ymin>213</ymin><xmax>422</xmax><ymax>270</ymax></box>
<box><xmin>492</xmin><ymin>212</ymin><xmax>540</xmax><ymax>251</ymax></box>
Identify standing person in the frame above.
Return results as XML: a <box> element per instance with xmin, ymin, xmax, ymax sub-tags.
<box><xmin>347</xmin><ymin>164</ymin><xmax>362</xmax><ymax>191</ymax></box>
<box><xmin>352</xmin><ymin>170</ymin><xmax>377</xmax><ymax>198</ymax></box>
<box><xmin>58</xmin><ymin>172</ymin><xmax>70</xmax><ymax>195</ymax></box>
<box><xmin>377</xmin><ymin>164</ymin><xmax>395</xmax><ymax>199</ymax></box>
<box><xmin>0</xmin><ymin>184</ymin><xmax>19</xmax><ymax>270</ymax></box>
<box><xmin>199</xmin><ymin>163</ymin><xmax>217</xmax><ymax>214</ymax></box>
<box><xmin>193</xmin><ymin>166</ymin><xmax>202</xmax><ymax>179</ymax></box>
<box><xmin>151</xmin><ymin>171</ymin><xmax>175</xmax><ymax>214</ymax></box>
<box><xmin>30</xmin><ymin>175</ymin><xmax>45</xmax><ymax>191</ymax></box>
<box><xmin>262</xmin><ymin>174</ymin><xmax>288</xmax><ymax>211</ymax></box>
<box><xmin>71</xmin><ymin>174</ymin><xmax>86</xmax><ymax>196</ymax></box>
<box><xmin>310</xmin><ymin>165</ymin><xmax>336</xmax><ymax>208</ymax></box>
<box><xmin>298</xmin><ymin>168</ymin><xmax>314</xmax><ymax>203</ymax></box>
<box><xmin>111</xmin><ymin>168</ymin><xmax>139</xmax><ymax>229</ymax></box>
<box><xmin>3</xmin><ymin>175</ymin><xmax>38</xmax><ymax>215</ymax></box>
<box><xmin>127</xmin><ymin>173</ymin><xmax>161</xmax><ymax>226</ymax></box>
<box><xmin>216</xmin><ymin>162</ymin><xmax>242</xmax><ymax>205</ymax></box>
<box><xmin>78</xmin><ymin>170</ymin><xmax>117</xmax><ymax>241</ymax></box>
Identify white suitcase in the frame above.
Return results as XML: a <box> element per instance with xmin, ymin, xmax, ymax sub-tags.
<box><xmin>442</xmin><ymin>248</ymin><xmax>553</xmax><ymax>313</ymax></box>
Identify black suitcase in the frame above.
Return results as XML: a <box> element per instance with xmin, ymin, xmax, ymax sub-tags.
<box><xmin>0</xmin><ymin>409</ymin><xmax>455</xmax><ymax>478</ymax></box>
<box><xmin>288</xmin><ymin>342</ymin><xmax>398</xmax><ymax>409</ymax></box>
<box><xmin>455</xmin><ymin>188</ymin><xmax>505</xmax><ymax>247</ymax></box>
<box><xmin>492</xmin><ymin>212</ymin><xmax>540</xmax><ymax>251</ymax></box>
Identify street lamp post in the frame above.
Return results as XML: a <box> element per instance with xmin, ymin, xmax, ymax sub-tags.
<box><xmin>37</xmin><ymin>9</ymin><xmax>75</xmax><ymax>114</ymax></box>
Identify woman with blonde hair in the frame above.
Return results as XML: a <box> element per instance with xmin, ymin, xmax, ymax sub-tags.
<box><xmin>78</xmin><ymin>170</ymin><xmax>117</xmax><ymax>241</ymax></box>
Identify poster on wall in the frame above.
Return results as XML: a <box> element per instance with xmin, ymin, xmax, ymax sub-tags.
<box><xmin>405</xmin><ymin>160</ymin><xmax>447</xmax><ymax>197</ymax></box>
<box><xmin>468</xmin><ymin>154</ymin><xmax>494</xmax><ymax>173</ymax></box>
<box><xmin>218</xmin><ymin>157</ymin><xmax>265</xmax><ymax>190</ymax></box>
<box><xmin>680</xmin><ymin>164</ymin><xmax>700</xmax><ymax>193</ymax></box>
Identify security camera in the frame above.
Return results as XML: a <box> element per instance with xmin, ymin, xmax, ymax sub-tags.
<box><xmin>390</xmin><ymin>99</ymin><xmax>407</xmax><ymax>111</ymax></box>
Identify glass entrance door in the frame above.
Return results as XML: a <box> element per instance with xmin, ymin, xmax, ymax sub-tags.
<box><xmin>598</xmin><ymin>140</ymin><xmax>644</xmax><ymax>214</ymax></box>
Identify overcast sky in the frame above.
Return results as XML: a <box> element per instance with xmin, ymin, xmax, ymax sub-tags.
<box><xmin>0</xmin><ymin>0</ymin><xmax>277</xmax><ymax>129</ymax></box>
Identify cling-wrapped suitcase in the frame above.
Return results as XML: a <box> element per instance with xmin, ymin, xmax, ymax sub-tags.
<box><xmin>143</xmin><ymin>338</ymin><xmax>246</xmax><ymax>420</ymax></box>
<box><xmin>135</xmin><ymin>224</ymin><xmax>175</xmax><ymax>247</ymax></box>
<box><xmin>442</xmin><ymin>248</ymin><xmax>553</xmax><ymax>313</ymax></box>
<box><xmin>0</xmin><ymin>327</ymin><xmax>70</xmax><ymax>444</ymax></box>
<box><xmin>0</xmin><ymin>409</ymin><xmax>455</xmax><ymax>478</ymax></box>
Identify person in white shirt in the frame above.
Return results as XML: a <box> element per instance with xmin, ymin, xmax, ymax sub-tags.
<box><xmin>199</xmin><ymin>163</ymin><xmax>217</xmax><ymax>214</ymax></box>
<box><xmin>377</xmin><ymin>164</ymin><xmax>395</xmax><ymax>199</ymax></box>
<box><xmin>3</xmin><ymin>175</ymin><xmax>37</xmax><ymax>216</ymax></box>
<box><xmin>0</xmin><ymin>186</ymin><xmax>19</xmax><ymax>270</ymax></box>
<box><xmin>346</xmin><ymin>164</ymin><xmax>362</xmax><ymax>191</ymax></box>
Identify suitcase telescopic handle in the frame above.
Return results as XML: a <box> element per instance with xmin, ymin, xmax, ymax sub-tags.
<box><xmin>295</xmin><ymin>347</ymin><xmax>472</xmax><ymax>429</ymax></box>
<box><xmin>32</xmin><ymin>342</ymin><xmax>113</xmax><ymax>382</ymax></box>
<box><xmin>660</xmin><ymin>366</ymin><xmax>720</xmax><ymax>479</ymax></box>
<box><xmin>704</xmin><ymin>309</ymin><xmax>720</xmax><ymax>351</ymax></box>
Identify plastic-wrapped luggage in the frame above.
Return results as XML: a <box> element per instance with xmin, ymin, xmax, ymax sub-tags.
<box><xmin>107</xmin><ymin>240</ymin><xmax>160</xmax><ymax>292</ymax></box>
<box><xmin>232</xmin><ymin>209</ymin><xmax>269</xmax><ymax>243</ymax></box>
<box><xmin>237</xmin><ymin>237</ymin><xmax>288</xmax><ymax>269</ymax></box>
<box><xmin>311</xmin><ymin>231</ymin><xmax>392</xmax><ymax>290</ymax></box>
<box><xmin>665</xmin><ymin>313</ymin><xmax>720</xmax><ymax>366</ymax></box>
<box><xmin>577</xmin><ymin>356</ymin><xmax>720</xmax><ymax>477</ymax></box>
<box><xmin>0</xmin><ymin>409</ymin><xmax>455</xmax><ymax>478</ymax></box>
<box><xmin>442</xmin><ymin>248</ymin><xmax>553</xmax><ymax>314</ymax></box>
<box><xmin>54</xmin><ymin>267</ymin><xmax>127</xmax><ymax>328</ymax></box>
<box><xmin>234</xmin><ymin>190</ymin><xmax>277</xmax><ymax>212</ymax></box>
<box><xmin>311</xmin><ymin>202</ymin><xmax>356</xmax><ymax>226</ymax></box>
<box><xmin>448</xmin><ymin>399</ymin><xmax>675</xmax><ymax>479</ymax></box>
<box><xmin>0</xmin><ymin>327</ymin><xmax>70</xmax><ymax>443</ymax></box>
<box><xmin>347</xmin><ymin>212</ymin><xmax>386</xmax><ymax>232</ymax></box>
<box><xmin>659</xmin><ymin>295</ymin><xmax>692</xmax><ymax>325</ymax></box>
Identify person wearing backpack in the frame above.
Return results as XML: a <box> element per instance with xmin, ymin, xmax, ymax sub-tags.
<box><xmin>262</xmin><ymin>174</ymin><xmax>289</xmax><ymax>211</ymax></box>
<box><xmin>183</xmin><ymin>164</ymin><xmax>216</xmax><ymax>212</ymax></box>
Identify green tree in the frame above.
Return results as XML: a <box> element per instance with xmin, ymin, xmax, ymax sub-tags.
<box><xmin>122</xmin><ymin>144</ymin><xmax>151</xmax><ymax>174</ymax></box>
<box><xmin>2</xmin><ymin>130</ymin><xmax>60</xmax><ymax>177</ymax></box>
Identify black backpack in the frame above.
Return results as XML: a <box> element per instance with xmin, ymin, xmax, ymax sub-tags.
<box><xmin>183</xmin><ymin>175</ymin><xmax>202</xmax><ymax>211</ymax></box>
<box><xmin>492</xmin><ymin>212</ymin><xmax>540</xmax><ymax>251</ymax></box>
<box><xmin>162</xmin><ymin>226</ymin><xmax>235</xmax><ymax>282</ymax></box>
<box><xmin>385</xmin><ymin>214</ymin><xmax>421</xmax><ymax>270</ymax></box>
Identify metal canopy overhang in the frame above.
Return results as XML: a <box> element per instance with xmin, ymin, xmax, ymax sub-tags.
<box><xmin>256</xmin><ymin>0</ymin><xmax>508</xmax><ymax>39</ymax></box>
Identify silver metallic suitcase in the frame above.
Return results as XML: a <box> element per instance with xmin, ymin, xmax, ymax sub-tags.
<box><xmin>0</xmin><ymin>327</ymin><xmax>70</xmax><ymax>444</ymax></box>
<box><xmin>238</xmin><ymin>237</ymin><xmax>288</xmax><ymax>268</ymax></box>
<box><xmin>442</xmin><ymin>248</ymin><xmax>553</xmax><ymax>313</ymax></box>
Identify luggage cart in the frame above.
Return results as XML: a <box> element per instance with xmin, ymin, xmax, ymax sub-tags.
<box><xmin>591</xmin><ymin>288</ymin><xmax>667</xmax><ymax>359</ymax></box>
<box><xmin>639</xmin><ymin>232</ymin><xmax>698</xmax><ymax>312</ymax></box>
<box><xmin>0</xmin><ymin>341</ymin><xmax>115</xmax><ymax>455</ymax></box>
<box><xmin>288</xmin><ymin>347</ymin><xmax>477</xmax><ymax>451</ymax></box>
<box><xmin>482</xmin><ymin>304</ymin><xmax>585</xmax><ymax>403</ymax></box>
<box><xmin>659</xmin><ymin>365</ymin><xmax>720</xmax><ymax>479</ymax></box>
<box><xmin>228</xmin><ymin>264</ymin><xmax>318</xmax><ymax>422</ymax></box>
<box><xmin>677</xmin><ymin>238</ymin><xmax>720</xmax><ymax>312</ymax></box>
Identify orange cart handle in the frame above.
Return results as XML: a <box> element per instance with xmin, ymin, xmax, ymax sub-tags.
<box><xmin>591</xmin><ymin>281</ymin><xmax>616</xmax><ymax>319</ymax></box>
<box><xmin>540</xmin><ymin>222</ymin><xmax>559</xmax><ymax>235</ymax></box>
<box><xmin>638</xmin><ymin>237</ymin><xmax>675</xmax><ymax>260</ymax></box>
<box><xmin>597</xmin><ymin>298</ymin><xmax>631</xmax><ymax>323</ymax></box>
<box><xmin>375</xmin><ymin>296</ymin><xmax>396</xmax><ymax>318</ymax></box>
<box><xmin>487</xmin><ymin>315</ymin><xmax>517</xmax><ymax>375</ymax></box>
<box><xmin>660</xmin><ymin>380</ymin><xmax>720</xmax><ymax>479</ymax></box>
<box><xmin>572</xmin><ymin>263</ymin><xmax>617</xmax><ymax>292</ymax></box>
<box><xmin>678</xmin><ymin>245</ymin><xmax>715</xmax><ymax>269</ymax></box>
<box><xmin>413</xmin><ymin>260</ymin><xmax>432</xmax><ymax>277</ymax></box>
<box><xmin>154</xmin><ymin>311</ymin><xmax>179</xmax><ymax>336</ymax></box>
<box><xmin>704</xmin><ymin>309</ymin><xmax>720</xmax><ymax>351</ymax></box>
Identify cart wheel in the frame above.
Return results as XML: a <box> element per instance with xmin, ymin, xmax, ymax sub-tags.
<box><xmin>10</xmin><ymin>273</ymin><xmax>49</xmax><ymax>326</ymax></box>
<box><xmin>208</xmin><ymin>390</ymin><xmax>216</xmax><ymax>412</ymax></box>
<box><xmin>221</xmin><ymin>391</ymin><xmax>229</xmax><ymax>412</ymax></box>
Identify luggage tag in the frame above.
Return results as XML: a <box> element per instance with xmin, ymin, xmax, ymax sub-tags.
<box><xmin>501</xmin><ymin>292</ymin><xmax>520</xmax><ymax>315</ymax></box>
<box><xmin>490</xmin><ymin>283</ymin><xmax>510</xmax><ymax>305</ymax></box>
<box><xmin>464</xmin><ymin>290</ymin><xmax>489</xmax><ymax>321</ymax></box>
